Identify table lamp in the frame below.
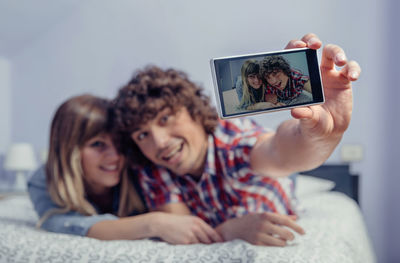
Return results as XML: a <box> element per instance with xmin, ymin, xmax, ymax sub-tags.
<box><xmin>4</xmin><ymin>143</ymin><xmax>37</xmax><ymax>191</ymax></box>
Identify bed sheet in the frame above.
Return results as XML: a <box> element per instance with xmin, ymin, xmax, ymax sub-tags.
<box><xmin>0</xmin><ymin>192</ymin><xmax>375</xmax><ymax>263</ymax></box>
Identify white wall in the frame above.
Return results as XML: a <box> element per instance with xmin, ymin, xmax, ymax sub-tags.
<box><xmin>9</xmin><ymin>0</ymin><xmax>392</xmax><ymax>260</ymax></box>
<box><xmin>0</xmin><ymin>57</ymin><xmax>11</xmax><ymax>154</ymax></box>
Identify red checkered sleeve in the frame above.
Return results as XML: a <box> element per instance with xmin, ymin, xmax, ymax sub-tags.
<box><xmin>137</xmin><ymin>165</ymin><xmax>183</xmax><ymax>210</ymax></box>
<box><xmin>216</xmin><ymin>119</ymin><xmax>296</xmax><ymax>216</ymax></box>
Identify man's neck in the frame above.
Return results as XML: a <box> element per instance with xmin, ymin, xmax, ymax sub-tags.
<box><xmin>188</xmin><ymin>138</ymin><xmax>209</xmax><ymax>181</ymax></box>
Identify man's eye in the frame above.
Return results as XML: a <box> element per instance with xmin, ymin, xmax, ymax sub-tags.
<box><xmin>91</xmin><ymin>141</ymin><xmax>105</xmax><ymax>148</ymax></box>
<box><xmin>160</xmin><ymin>115</ymin><xmax>169</xmax><ymax>124</ymax></box>
<box><xmin>137</xmin><ymin>132</ymin><xmax>148</xmax><ymax>141</ymax></box>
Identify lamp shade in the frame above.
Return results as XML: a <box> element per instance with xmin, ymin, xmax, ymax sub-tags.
<box><xmin>4</xmin><ymin>143</ymin><xmax>38</xmax><ymax>171</ymax></box>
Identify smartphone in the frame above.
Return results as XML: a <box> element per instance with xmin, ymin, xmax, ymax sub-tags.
<box><xmin>210</xmin><ymin>48</ymin><xmax>324</xmax><ymax>118</ymax></box>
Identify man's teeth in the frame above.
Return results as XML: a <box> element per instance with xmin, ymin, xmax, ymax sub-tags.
<box><xmin>164</xmin><ymin>144</ymin><xmax>182</xmax><ymax>160</ymax></box>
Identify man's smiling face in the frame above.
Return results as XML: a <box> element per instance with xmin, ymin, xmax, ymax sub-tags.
<box><xmin>131</xmin><ymin>107</ymin><xmax>208</xmax><ymax>177</ymax></box>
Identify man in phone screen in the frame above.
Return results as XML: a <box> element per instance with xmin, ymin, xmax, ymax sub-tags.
<box><xmin>260</xmin><ymin>55</ymin><xmax>313</xmax><ymax>106</ymax></box>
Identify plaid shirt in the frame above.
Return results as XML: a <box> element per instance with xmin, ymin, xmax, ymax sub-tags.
<box><xmin>138</xmin><ymin>118</ymin><xmax>296</xmax><ymax>227</ymax></box>
<box><xmin>265</xmin><ymin>69</ymin><xmax>309</xmax><ymax>100</ymax></box>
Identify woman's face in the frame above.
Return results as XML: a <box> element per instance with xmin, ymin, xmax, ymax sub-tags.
<box><xmin>81</xmin><ymin>133</ymin><xmax>124</xmax><ymax>194</ymax></box>
<box><xmin>246</xmin><ymin>73</ymin><xmax>263</xmax><ymax>89</ymax></box>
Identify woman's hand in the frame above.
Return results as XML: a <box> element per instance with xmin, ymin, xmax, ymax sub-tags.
<box><xmin>215</xmin><ymin>212</ymin><xmax>304</xmax><ymax>246</ymax></box>
<box><xmin>151</xmin><ymin>213</ymin><xmax>223</xmax><ymax>245</ymax></box>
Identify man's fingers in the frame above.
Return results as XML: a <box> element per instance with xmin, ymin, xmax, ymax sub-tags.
<box><xmin>285</xmin><ymin>33</ymin><xmax>322</xmax><ymax>50</ymax></box>
<box><xmin>266</xmin><ymin>224</ymin><xmax>295</xmax><ymax>241</ymax></box>
<box><xmin>285</xmin><ymin>39</ymin><xmax>307</xmax><ymax>49</ymax></box>
<box><xmin>194</xmin><ymin>227</ymin><xmax>212</xmax><ymax>244</ymax></box>
<box><xmin>291</xmin><ymin>107</ymin><xmax>313</xmax><ymax>120</ymax></box>
<box><xmin>321</xmin><ymin>44</ymin><xmax>347</xmax><ymax>70</ymax></box>
<box><xmin>259</xmin><ymin>234</ymin><xmax>287</xmax><ymax>247</ymax></box>
<box><xmin>188</xmin><ymin>234</ymin><xmax>200</xmax><ymax>244</ymax></box>
<box><xmin>340</xmin><ymin>60</ymin><xmax>361</xmax><ymax>81</ymax></box>
<box><xmin>300</xmin><ymin>33</ymin><xmax>322</xmax><ymax>49</ymax></box>
<box><xmin>265</xmin><ymin>213</ymin><xmax>305</xmax><ymax>235</ymax></box>
<box><xmin>199</xmin><ymin>221</ymin><xmax>224</xmax><ymax>243</ymax></box>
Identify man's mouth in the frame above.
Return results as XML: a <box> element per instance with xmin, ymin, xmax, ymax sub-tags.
<box><xmin>162</xmin><ymin>142</ymin><xmax>184</xmax><ymax>162</ymax></box>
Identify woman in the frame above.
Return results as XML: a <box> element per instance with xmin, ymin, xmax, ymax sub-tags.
<box><xmin>28</xmin><ymin>94</ymin><xmax>222</xmax><ymax>244</ymax></box>
<box><xmin>237</xmin><ymin>60</ymin><xmax>277</xmax><ymax>110</ymax></box>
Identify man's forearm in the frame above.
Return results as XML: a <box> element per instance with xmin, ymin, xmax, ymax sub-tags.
<box><xmin>251</xmin><ymin>118</ymin><xmax>343</xmax><ymax>177</ymax></box>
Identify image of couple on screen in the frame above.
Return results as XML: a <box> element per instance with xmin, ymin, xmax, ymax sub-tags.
<box><xmin>235</xmin><ymin>55</ymin><xmax>313</xmax><ymax>112</ymax></box>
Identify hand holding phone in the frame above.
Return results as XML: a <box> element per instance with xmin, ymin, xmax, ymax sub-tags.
<box><xmin>210</xmin><ymin>48</ymin><xmax>324</xmax><ymax>118</ymax></box>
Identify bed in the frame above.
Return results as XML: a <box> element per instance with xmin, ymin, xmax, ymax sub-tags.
<box><xmin>0</xmin><ymin>165</ymin><xmax>375</xmax><ymax>263</ymax></box>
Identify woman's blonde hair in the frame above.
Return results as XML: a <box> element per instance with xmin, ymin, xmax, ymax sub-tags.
<box><xmin>38</xmin><ymin>94</ymin><xmax>144</xmax><ymax>227</ymax></box>
<box><xmin>238</xmin><ymin>60</ymin><xmax>265</xmax><ymax>109</ymax></box>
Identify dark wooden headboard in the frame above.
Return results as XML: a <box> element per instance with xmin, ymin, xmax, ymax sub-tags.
<box><xmin>299</xmin><ymin>164</ymin><xmax>359</xmax><ymax>204</ymax></box>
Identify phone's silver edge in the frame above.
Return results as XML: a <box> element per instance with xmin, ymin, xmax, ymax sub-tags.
<box><xmin>210</xmin><ymin>47</ymin><xmax>325</xmax><ymax>119</ymax></box>
<box><xmin>212</xmin><ymin>47</ymin><xmax>309</xmax><ymax>61</ymax></box>
<box><xmin>209</xmin><ymin>59</ymin><xmax>225</xmax><ymax>118</ymax></box>
<box><xmin>218</xmin><ymin>101</ymin><xmax>324</xmax><ymax>119</ymax></box>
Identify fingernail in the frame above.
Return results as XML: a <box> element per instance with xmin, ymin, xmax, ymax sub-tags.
<box><xmin>294</xmin><ymin>40</ymin><xmax>305</xmax><ymax>46</ymax></box>
<box><xmin>308</xmin><ymin>38</ymin><xmax>319</xmax><ymax>46</ymax></box>
<box><xmin>335</xmin><ymin>53</ymin><xmax>346</xmax><ymax>63</ymax></box>
<box><xmin>350</xmin><ymin>72</ymin><xmax>359</xmax><ymax>79</ymax></box>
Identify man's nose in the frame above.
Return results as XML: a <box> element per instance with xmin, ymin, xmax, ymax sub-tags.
<box><xmin>152</xmin><ymin>127</ymin><xmax>169</xmax><ymax>149</ymax></box>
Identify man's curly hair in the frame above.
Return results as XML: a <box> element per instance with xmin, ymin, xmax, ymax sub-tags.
<box><xmin>260</xmin><ymin>55</ymin><xmax>291</xmax><ymax>79</ymax></box>
<box><xmin>113</xmin><ymin>66</ymin><xmax>219</xmax><ymax>164</ymax></box>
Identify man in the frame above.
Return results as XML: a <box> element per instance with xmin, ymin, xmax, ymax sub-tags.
<box><xmin>260</xmin><ymin>55</ymin><xmax>313</xmax><ymax>105</ymax></box>
<box><xmin>114</xmin><ymin>33</ymin><xmax>361</xmax><ymax>246</ymax></box>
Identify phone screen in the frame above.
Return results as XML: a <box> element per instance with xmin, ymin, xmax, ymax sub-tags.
<box><xmin>210</xmin><ymin>48</ymin><xmax>324</xmax><ymax>118</ymax></box>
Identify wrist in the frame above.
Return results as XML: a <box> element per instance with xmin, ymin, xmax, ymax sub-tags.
<box><xmin>147</xmin><ymin>211</ymin><xmax>163</xmax><ymax>237</ymax></box>
<box><xmin>215</xmin><ymin>218</ymin><xmax>238</xmax><ymax>241</ymax></box>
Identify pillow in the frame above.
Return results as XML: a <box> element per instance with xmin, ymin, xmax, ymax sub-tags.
<box><xmin>295</xmin><ymin>175</ymin><xmax>335</xmax><ymax>198</ymax></box>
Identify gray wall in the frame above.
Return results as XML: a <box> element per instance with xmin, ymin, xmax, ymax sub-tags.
<box><xmin>384</xmin><ymin>0</ymin><xmax>400</xmax><ymax>262</ymax></box>
<box><xmin>0</xmin><ymin>57</ymin><xmax>11</xmax><ymax>154</ymax></box>
<box><xmin>2</xmin><ymin>0</ymin><xmax>397</xmax><ymax>261</ymax></box>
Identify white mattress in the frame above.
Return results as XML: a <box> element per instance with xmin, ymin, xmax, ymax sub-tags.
<box><xmin>0</xmin><ymin>192</ymin><xmax>375</xmax><ymax>263</ymax></box>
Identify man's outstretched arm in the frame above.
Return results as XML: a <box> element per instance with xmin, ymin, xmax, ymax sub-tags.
<box><xmin>251</xmin><ymin>33</ymin><xmax>361</xmax><ymax>177</ymax></box>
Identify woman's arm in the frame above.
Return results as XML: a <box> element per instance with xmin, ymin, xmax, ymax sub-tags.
<box><xmin>87</xmin><ymin>211</ymin><xmax>223</xmax><ymax>244</ymax></box>
<box><xmin>28</xmin><ymin>166</ymin><xmax>221</xmax><ymax>244</ymax></box>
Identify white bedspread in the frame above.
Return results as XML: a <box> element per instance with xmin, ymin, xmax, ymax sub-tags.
<box><xmin>0</xmin><ymin>192</ymin><xmax>375</xmax><ymax>263</ymax></box>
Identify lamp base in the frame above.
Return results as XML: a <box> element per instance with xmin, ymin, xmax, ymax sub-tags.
<box><xmin>14</xmin><ymin>172</ymin><xmax>27</xmax><ymax>191</ymax></box>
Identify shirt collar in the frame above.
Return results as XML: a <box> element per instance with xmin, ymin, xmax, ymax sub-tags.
<box><xmin>203</xmin><ymin>134</ymin><xmax>217</xmax><ymax>176</ymax></box>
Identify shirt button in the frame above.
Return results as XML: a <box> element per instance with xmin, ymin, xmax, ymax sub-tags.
<box><xmin>64</xmin><ymin>222</ymin><xmax>71</xmax><ymax>227</ymax></box>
